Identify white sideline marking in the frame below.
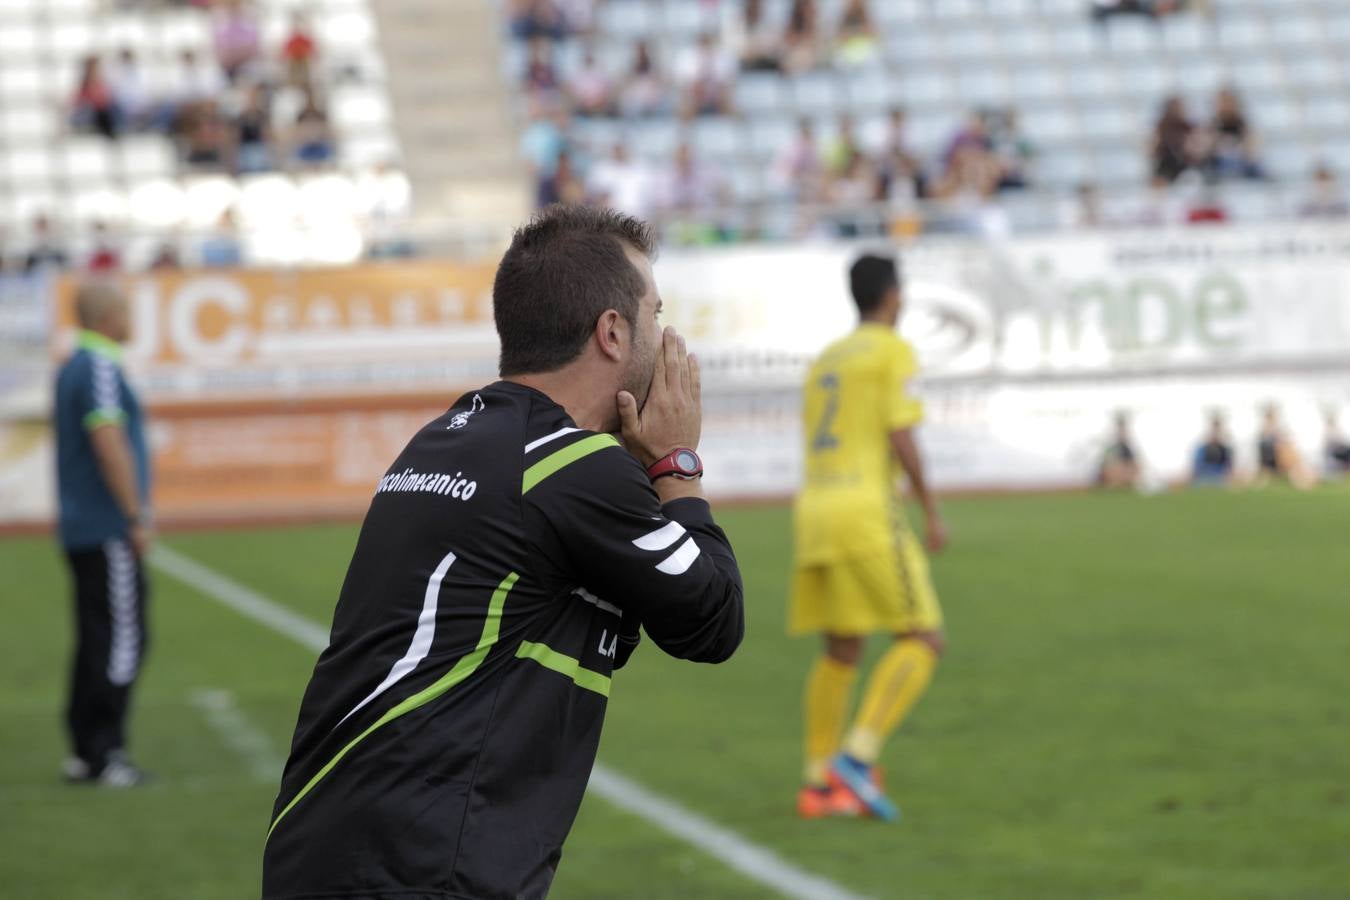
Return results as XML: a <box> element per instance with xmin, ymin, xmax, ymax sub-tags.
<box><xmin>190</xmin><ymin>688</ymin><xmax>285</xmax><ymax>782</ymax></box>
<box><xmin>149</xmin><ymin>544</ymin><xmax>870</xmax><ymax>900</ymax></box>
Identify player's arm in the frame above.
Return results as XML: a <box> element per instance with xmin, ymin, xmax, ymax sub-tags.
<box><xmin>890</xmin><ymin>427</ymin><xmax>945</xmax><ymax>553</ymax></box>
<box><xmin>80</xmin><ymin>363</ymin><xmax>152</xmax><ymax>555</ymax></box>
<box><xmin>524</xmin><ymin>459</ymin><xmax>745</xmax><ymax>664</ymax></box>
<box><xmin>524</xmin><ymin>328</ymin><xmax>744</xmax><ymax>664</ymax></box>
<box><xmin>886</xmin><ymin>342</ymin><xmax>946</xmax><ymax>553</ymax></box>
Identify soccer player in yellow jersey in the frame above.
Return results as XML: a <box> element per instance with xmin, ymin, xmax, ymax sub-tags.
<box><xmin>791</xmin><ymin>253</ymin><xmax>947</xmax><ymax>821</ymax></box>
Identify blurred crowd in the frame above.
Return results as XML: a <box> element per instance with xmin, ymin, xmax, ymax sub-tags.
<box><xmin>512</xmin><ymin>0</ymin><xmax>1348</xmax><ymax>242</ymax></box>
<box><xmin>1098</xmin><ymin>406</ymin><xmax>1350</xmax><ymax>491</ymax></box>
<box><xmin>68</xmin><ymin>0</ymin><xmax>336</xmax><ymax>174</ymax></box>
<box><xmin>514</xmin><ymin>0</ymin><xmax>1038</xmax><ymax>240</ymax></box>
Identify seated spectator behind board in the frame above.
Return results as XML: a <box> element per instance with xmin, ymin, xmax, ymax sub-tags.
<box><xmin>1192</xmin><ymin>412</ymin><xmax>1235</xmax><ymax>486</ymax></box>
<box><xmin>181</xmin><ymin>100</ymin><xmax>235</xmax><ymax>170</ymax></box>
<box><xmin>108</xmin><ymin>48</ymin><xmax>152</xmax><ymax>131</ymax></box>
<box><xmin>1299</xmin><ymin>162</ymin><xmax>1349</xmax><ymax>219</ymax></box>
<box><xmin>835</xmin><ymin>0</ymin><xmax>880</xmax><ymax>68</ymax></box>
<box><xmin>281</xmin><ymin>11</ymin><xmax>319</xmax><ymax>89</ymax></box>
<box><xmin>200</xmin><ymin>210</ymin><xmax>244</xmax><ymax>268</ymax></box>
<box><xmin>619</xmin><ymin>41</ymin><xmax>669</xmax><ymax>118</ymax></box>
<box><xmin>510</xmin><ymin>0</ymin><xmax>566</xmax><ymax>42</ymax></box>
<box><xmin>568</xmin><ymin>46</ymin><xmax>616</xmax><ymax>117</ymax></box>
<box><xmin>524</xmin><ymin>37</ymin><xmax>560</xmax><ymax>94</ymax></box>
<box><xmin>291</xmin><ymin>93</ymin><xmax>336</xmax><ymax>167</ymax></box>
<box><xmin>677</xmin><ymin>33</ymin><xmax>735</xmax><ymax>118</ymax></box>
<box><xmin>1256</xmin><ymin>404</ymin><xmax>1313</xmax><ymax>489</ymax></box>
<box><xmin>71</xmin><ymin>55</ymin><xmax>120</xmax><ymax>140</ymax></box>
<box><xmin>85</xmin><ymin>222</ymin><xmax>121</xmax><ymax>273</ymax></box>
<box><xmin>1150</xmin><ymin>96</ymin><xmax>1200</xmax><ymax>185</ymax></box>
<box><xmin>1324</xmin><ymin>411</ymin><xmax>1350</xmax><ymax>477</ymax></box>
<box><xmin>235</xmin><ymin>83</ymin><xmax>274</xmax><ymax>174</ymax></box>
<box><xmin>731</xmin><ymin>0</ymin><xmax>783</xmax><ymax>72</ymax></box>
<box><xmin>213</xmin><ymin>0</ymin><xmax>262</xmax><ymax>84</ymax></box>
<box><xmin>23</xmin><ymin>215</ymin><xmax>69</xmax><ymax>274</ymax></box>
<box><xmin>783</xmin><ymin>0</ymin><xmax>822</xmax><ymax>75</ymax></box>
<box><xmin>1201</xmin><ymin>87</ymin><xmax>1264</xmax><ymax>181</ymax></box>
<box><xmin>1098</xmin><ymin>412</ymin><xmax>1142</xmax><ymax>489</ymax></box>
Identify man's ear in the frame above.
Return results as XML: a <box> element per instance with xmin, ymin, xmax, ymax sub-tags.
<box><xmin>595</xmin><ymin>309</ymin><xmax>626</xmax><ymax>363</ymax></box>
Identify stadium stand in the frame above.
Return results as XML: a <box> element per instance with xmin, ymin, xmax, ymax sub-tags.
<box><xmin>0</xmin><ymin>0</ymin><xmax>409</xmax><ymax>268</ymax></box>
<box><xmin>500</xmin><ymin>0</ymin><xmax>1350</xmax><ymax>239</ymax></box>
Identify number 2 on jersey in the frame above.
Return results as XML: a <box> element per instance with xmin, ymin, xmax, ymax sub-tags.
<box><xmin>812</xmin><ymin>373</ymin><xmax>841</xmax><ymax>452</ymax></box>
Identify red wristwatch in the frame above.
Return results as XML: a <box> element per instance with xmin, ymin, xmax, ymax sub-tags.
<box><xmin>646</xmin><ymin>448</ymin><xmax>704</xmax><ymax>481</ymax></box>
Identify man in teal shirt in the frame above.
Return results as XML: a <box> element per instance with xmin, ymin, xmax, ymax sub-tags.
<box><xmin>53</xmin><ymin>281</ymin><xmax>153</xmax><ymax>787</ymax></box>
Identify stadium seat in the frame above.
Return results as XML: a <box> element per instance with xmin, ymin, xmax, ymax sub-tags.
<box><xmin>61</xmin><ymin>140</ymin><xmax>115</xmax><ymax>183</ymax></box>
<box><xmin>70</xmin><ymin>187</ymin><xmax>129</xmax><ymax>226</ymax></box>
<box><xmin>183</xmin><ymin>176</ymin><xmax>243</xmax><ymax>229</ymax></box>
<box><xmin>127</xmin><ymin>179</ymin><xmax>187</xmax><ymax>228</ymax></box>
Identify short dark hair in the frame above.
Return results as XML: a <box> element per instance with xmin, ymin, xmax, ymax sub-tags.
<box><xmin>493</xmin><ymin>205</ymin><xmax>656</xmax><ymax>376</ymax></box>
<box><xmin>849</xmin><ymin>253</ymin><xmax>899</xmax><ymax>314</ymax></box>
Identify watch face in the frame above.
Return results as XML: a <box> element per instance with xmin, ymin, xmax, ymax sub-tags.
<box><xmin>675</xmin><ymin>450</ymin><xmax>700</xmax><ymax>473</ymax></box>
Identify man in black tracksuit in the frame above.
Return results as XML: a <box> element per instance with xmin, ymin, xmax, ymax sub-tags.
<box><xmin>263</xmin><ymin>206</ymin><xmax>744</xmax><ymax>899</ymax></box>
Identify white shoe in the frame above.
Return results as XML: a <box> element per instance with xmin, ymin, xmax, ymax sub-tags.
<box><xmin>98</xmin><ymin>756</ymin><xmax>151</xmax><ymax>789</ymax></box>
<box><xmin>61</xmin><ymin>757</ymin><xmax>93</xmax><ymax>782</ymax></box>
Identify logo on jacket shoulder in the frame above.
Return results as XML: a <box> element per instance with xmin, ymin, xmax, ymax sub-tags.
<box><xmin>448</xmin><ymin>395</ymin><xmax>485</xmax><ymax>430</ymax></box>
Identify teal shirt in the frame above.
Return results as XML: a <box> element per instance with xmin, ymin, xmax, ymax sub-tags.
<box><xmin>54</xmin><ymin>331</ymin><xmax>151</xmax><ymax>550</ymax></box>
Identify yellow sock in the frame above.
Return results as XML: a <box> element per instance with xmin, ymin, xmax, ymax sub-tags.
<box><xmin>842</xmin><ymin>639</ymin><xmax>938</xmax><ymax>765</ymax></box>
<box><xmin>802</xmin><ymin>655</ymin><xmax>858</xmax><ymax>786</ymax></box>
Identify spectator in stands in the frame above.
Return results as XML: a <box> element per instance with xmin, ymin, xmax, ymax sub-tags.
<box><xmin>1192</xmin><ymin>412</ymin><xmax>1234</xmax><ymax>486</ymax></box>
<box><xmin>200</xmin><ymin>209</ymin><xmax>244</xmax><ymax>268</ymax></box>
<box><xmin>654</xmin><ymin>142</ymin><xmax>726</xmax><ymax>216</ymax></box>
<box><xmin>537</xmin><ymin>150</ymin><xmax>586</xmax><ymax>206</ymax></box>
<box><xmin>1299</xmin><ymin>162</ymin><xmax>1349</xmax><ymax>219</ymax></box>
<box><xmin>1256</xmin><ymin>403</ymin><xmax>1313</xmax><ymax>489</ymax></box>
<box><xmin>181</xmin><ymin>100</ymin><xmax>235</xmax><ymax>170</ymax></box>
<box><xmin>729</xmin><ymin>0</ymin><xmax>783</xmax><ymax>72</ymax></box>
<box><xmin>834</xmin><ymin>0</ymin><xmax>880</xmax><ymax>68</ymax></box>
<box><xmin>619</xmin><ymin>41</ymin><xmax>669</xmax><ymax>118</ymax></box>
<box><xmin>70</xmin><ymin>55</ymin><xmax>121</xmax><ymax>140</ymax></box>
<box><xmin>931</xmin><ymin>142</ymin><xmax>1006</xmax><ymax>235</ymax></box>
<box><xmin>281</xmin><ymin>11</ymin><xmax>319</xmax><ymax>89</ymax></box>
<box><xmin>85</xmin><ymin>222</ymin><xmax>122</xmax><ymax>274</ymax></box>
<box><xmin>520</xmin><ymin>96</ymin><xmax>571</xmax><ymax>196</ymax></box>
<box><xmin>108</xmin><ymin>49</ymin><xmax>152</xmax><ymax>132</ymax></box>
<box><xmin>783</xmin><ymin>0</ymin><xmax>823</xmax><ymax>75</ymax></box>
<box><xmin>362</xmin><ymin>161</ymin><xmax>416</xmax><ymax>259</ymax></box>
<box><xmin>23</xmin><ymin>215</ymin><xmax>69</xmax><ymax>274</ymax></box>
<box><xmin>213</xmin><ymin>0</ymin><xmax>262</xmax><ymax>83</ymax></box>
<box><xmin>829</xmin><ymin>153</ymin><xmax>883</xmax><ymax>236</ymax></box>
<box><xmin>1201</xmin><ymin>87</ymin><xmax>1264</xmax><ymax>181</ymax></box>
<box><xmin>1184</xmin><ymin>180</ymin><xmax>1229</xmax><ymax>225</ymax></box>
<box><xmin>1090</xmin><ymin>0</ymin><xmax>1155</xmax><ymax>28</ymax></box>
<box><xmin>164</xmin><ymin>49</ymin><xmax>227</xmax><ymax>131</ymax></box>
<box><xmin>509</xmin><ymin>0</ymin><xmax>566</xmax><ymax>42</ymax></box>
<box><xmin>148</xmin><ymin>243</ymin><xmax>181</xmax><ymax>271</ymax></box>
<box><xmin>524</xmin><ymin>37</ymin><xmax>560</xmax><ymax>94</ymax></box>
<box><xmin>772</xmin><ymin>118</ymin><xmax>824</xmax><ymax>202</ymax></box>
<box><xmin>235</xmin><ymin>83</ymin><xmax>275</xmax><ymax>174</ymax></box>
<box><xmin>878</xmin><ymin>108</ymin><xmax>925</xmax><ymax>201</ymax></box>
<box><xmin>587</xmin><ymin>143</ymin><xmax>651</xmax><ymax>219</ymax></box>
<box><xmin>1150</xmin><ymin>95</ymin><xmax>1200</xmax><ymax>185</ymax></box>
<box><xmin>556</xmin><ymin>0</ymin><xmax>595</xmax><ymax>36</ymax></box>
<box><xmin>568</xmin><ymin>45</ymin><xmax>616</xmax><ymax>117</ymax></box>
<box><xmin>1065</xmin><ymin>182</ymin><xmax>1105</xmax><ymax>228</ymax></box>
<box><xmin>291</xmin><ymin>93</ymin><xmax>336</xmax><ymax>168</ymax></box>
<box><xmin>989</xmin><ymin>108</ymin><xmax>1034</xmax><ymax>190</ymax></box>
<box><xmin>676</xmin><ymin>33</ymin><xmax>736</xmax><ymax>118</ymax></box>
<box><xmin>826</xmin><ymin>115</ymin><xmax>863</xmax><ymax>180</ymax></box>
<box><xmin>944</xmin><ymin>110</ymin><xmax>992</xmax><ymax>171</ymax></box>
<box><xmin>1097</xmin><ymin>412</ymin><xmax>1142</xmax><ymax>489</ymax></box>
<box><xmin>1325</xmin><ymin>410</ymin><xmax>1350</xmax><ymax>478</ymax></box>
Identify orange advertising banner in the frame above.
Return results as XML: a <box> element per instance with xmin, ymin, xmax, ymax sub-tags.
<box><xmin>55</xmin><ymin>262</ymin><xmax>502</xmax><ymax>405</ymax></box>
<box><xmin>53</xmin><ymin>263</ymin><xmax>500</xmax><ymax>524</ymax></box>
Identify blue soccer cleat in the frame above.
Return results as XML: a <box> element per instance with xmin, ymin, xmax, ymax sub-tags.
<box><xmin>828</xmin><ymin>754</ymin><xmax>900</xmax><ymax>822</ymax></box>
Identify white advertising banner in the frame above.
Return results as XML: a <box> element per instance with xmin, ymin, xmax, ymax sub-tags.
<box><xmin>657</xmin><ymin>223</ymin><xmax>1350</xmax><ymax>496</ymax></box>
<box><xmin>4</xmin><ymin>224</ymin><xmax>1349</xmax><ymax>524</ymax></box>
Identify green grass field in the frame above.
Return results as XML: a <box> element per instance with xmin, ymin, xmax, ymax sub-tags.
<box><xmin>3</xmin><ymin>488</ymin><xmax>1349</xmax><ymax>900</ymax></box>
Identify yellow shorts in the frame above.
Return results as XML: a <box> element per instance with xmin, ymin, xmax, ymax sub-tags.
<box><xmin>789</xmin><ymin>528</ymin><xmax>943</xmax><ymax>636</ymax></box>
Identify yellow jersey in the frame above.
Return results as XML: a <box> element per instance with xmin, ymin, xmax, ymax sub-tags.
<box><xmin>794</xmin><ymin>323</ymin><xmax>923</xmax><ymax>565</ymax></box>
